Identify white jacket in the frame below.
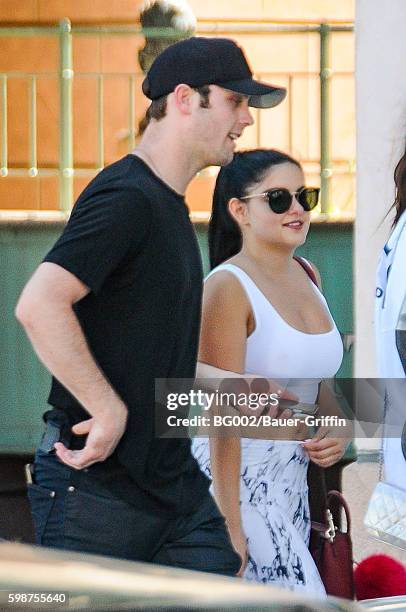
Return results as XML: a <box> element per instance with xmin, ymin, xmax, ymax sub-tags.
<box><xmin>375</xmin><ymin>209</ymin><xmax>406</xmax><ymax>377</ymax></box>
<box><xmin>375</xmin><ymin>209</ymin><xmax>406</xmax><ymax>487</ymax></box>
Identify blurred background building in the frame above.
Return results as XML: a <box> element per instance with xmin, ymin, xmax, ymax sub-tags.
<box><xmin>0</xmin><ymin>0</ymin><xmax>355</xmax><ymax>218</ymax></box>
<box><xmin>0</xmin><ymin>2</ymin><xmax>355</xmax><ymax>537</ymax></box>
<box><xmin>2</xmin><ymin>1</ymin><xmax>406</xmax><ymax>565</ymax></box>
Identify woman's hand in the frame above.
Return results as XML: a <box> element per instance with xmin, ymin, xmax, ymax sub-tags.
<box><xmin>302</xmin><ymin>426</ymin><xmax>349</xmax><ymax>467</ymax></box>
<box><xmin>229</xmin><ymin>526</ymin><xmax>248</xmax><ymax>577</ymax></box>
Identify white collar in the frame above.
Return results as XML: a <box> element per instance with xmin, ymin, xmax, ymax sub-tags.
<box><xmin>386</xmin><ymin>209</ymin><xmax>406</xmax><ymax>253</ymax></box>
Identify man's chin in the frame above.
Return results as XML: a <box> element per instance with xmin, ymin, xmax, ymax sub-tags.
<box><xmin>212</xmin><ymin>150</ymin><xmax>235</xmax><ymax>167</ymax></box>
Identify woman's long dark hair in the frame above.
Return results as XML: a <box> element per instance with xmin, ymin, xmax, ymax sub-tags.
<box><xmin>208</xmin><ymin>149</ymin><xmax>301</xmax><ymax>269</ymax></box>
<box><xmin>392</xmin><ymin>142</ymin><xmax>406</xmax><ymax>227</ymax></box>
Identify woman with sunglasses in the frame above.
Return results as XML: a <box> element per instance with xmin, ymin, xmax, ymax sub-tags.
<box><xmin>375</xmin><ymin>143</ymin><xmax>406</xmax><ymax>498</ymax></box>
<box><xmin>192</xmin><ymin>149</ymin><xmax>345</xmax><ymax>594</ymax></box>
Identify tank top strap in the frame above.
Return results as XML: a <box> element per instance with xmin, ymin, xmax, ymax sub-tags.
<box><xmin>205</xmin><ymin>263</ymin><xmax>273</xmax><ymax>333</ymax></box>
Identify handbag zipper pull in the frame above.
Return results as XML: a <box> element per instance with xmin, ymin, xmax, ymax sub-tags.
<box><xmin>325</xmin><ymin>509</ymin><xmax>337</xmax><ymax>543</ymax></box>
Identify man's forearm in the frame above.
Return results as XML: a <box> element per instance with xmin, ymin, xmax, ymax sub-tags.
<box><xmin>196</xmin><ymin>362</ymin><xmax>245</xmax><ymax>389</ymax></box>
<box><xmin>196</xmin><ymin>362</ymin><xmax>267</xmax><ymax>395</ymax></box>
<box><xmin>196</xmin><ymin>361</ymin><xmax>297</xmax><ymax>403</ymax></box>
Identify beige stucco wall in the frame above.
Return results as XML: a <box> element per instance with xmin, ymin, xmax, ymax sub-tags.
<box><xmin>0</xmin><ymin>0</ymin><xmax>354</xmax><ymax>24</ymax></box>
<box><xmin>0</xmin><ymin>0</ymin><xmax>354</xmax><ymax>212</ymax></box>
<box><xmin>188</xmin><ymin>0</ymin><xmax>353</xmax><ymax>22</ymax></box>
<box><xmin>0</xmin><ymin>1</ymin><xmax>143</xmax><ymax>24</ymax></box>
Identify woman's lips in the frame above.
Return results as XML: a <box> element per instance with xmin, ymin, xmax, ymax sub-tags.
<box><xmin>283</xmin><ymin>220</ymin><xmax>304</xmax><ymax>230</ymax></box>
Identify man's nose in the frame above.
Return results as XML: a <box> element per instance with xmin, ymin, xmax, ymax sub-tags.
<box><xmin>240</xmin><ymin>101</ymin><xmax>254</xmax><ymax>126</ymax></box>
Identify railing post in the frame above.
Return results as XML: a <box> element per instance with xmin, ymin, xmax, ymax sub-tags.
<box><xmin>0</xmin><ymin>74</ymin><xmax>7</xmax><ymax>177</ymax></box>
<box><xmin>128</xmin><ymin>75</ymin><xmax>136</xmax><ymax>152</ymax></box>
<box><xmin>97</xmin><ymin>74</ymin><xmax>104</xmax><ymax>170</ymax></box>
<box><xmin>59</xmin><ymin>18</ymin><xmax>73</xmax><ymax>211</ymax></box>
<box><xmin>288</xmin><ymin>74</ymin><xmax>293</xmax><ymax>154</ymax></box>
<box><xmin>28</xmin><ymin>75</ymin><xmax>38</xmax><ymax>177</ymax></box>
<box><xmin>320</xmin><ymin>24</ymin><xmax>332</xmax><ymax>214</ymax></box>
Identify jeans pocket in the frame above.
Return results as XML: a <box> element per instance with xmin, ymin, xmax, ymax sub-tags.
<box><xmin>26</xmin><ymin>483</ymin><xmax>56</xmax><ymax>545</ymax></box>
<box><xmin>63</xmin><ymin>487</ymin><xmax>139</xmax><ymax>559</ymax></box>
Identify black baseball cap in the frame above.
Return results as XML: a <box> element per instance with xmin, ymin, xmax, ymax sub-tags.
<box><xmin>142</xmin><ymin>37</ymin><xmax>286</xmax><ymax>109</ymax></box>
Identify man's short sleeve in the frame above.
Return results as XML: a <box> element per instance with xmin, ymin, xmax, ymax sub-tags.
<box><xmin>44</xmin><ymin>185</ymin><xmax>151</xmax><ymax>294</ymax></box>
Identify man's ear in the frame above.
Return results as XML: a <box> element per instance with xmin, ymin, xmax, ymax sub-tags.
<box><xmin>171</xmin><ymin>84</ymin><xmax>195</xmax><ymax>115</ymax></box>
<box><xmin>228</xmin><ymin>197</ymin><xmax>249</xmax><ymax>226</ymax></box>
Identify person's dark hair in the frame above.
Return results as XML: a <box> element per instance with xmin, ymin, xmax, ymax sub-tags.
<box><xmin>145</xmin><ymin>84</ymin><xmax>211</xmax><ymax>124</ymax></box>
<box><xmin>392</xmin><ymin>142</ymin><xmax>406</xmax><ymax>227</ymax></box>
<box><xmin>146</xmin><ymin>95</ymin><xmax>168</xmax><ymax>122</ymax></box>
<box><xmin>209</xmin><ymin>149</ymin><xmax>302</xmax><ymax>269</ymax></box>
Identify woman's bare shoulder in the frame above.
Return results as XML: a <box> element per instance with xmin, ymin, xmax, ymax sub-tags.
<box><xmin>204</xmin><ymin>268</ymin><xmax>248</xmax><ymax>305</ymax></box>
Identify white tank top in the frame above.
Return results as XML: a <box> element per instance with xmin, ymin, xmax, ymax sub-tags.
<box><xmin>206</xmin><ymin>262</ymin><xmax>343</xmax><ymax>403</ymax></box>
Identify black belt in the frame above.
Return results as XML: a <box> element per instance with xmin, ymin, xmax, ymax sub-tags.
<box><xmin>39</xmin><ymin>419</ymin><xmax>85</xmax><ymax>453</ymax></box>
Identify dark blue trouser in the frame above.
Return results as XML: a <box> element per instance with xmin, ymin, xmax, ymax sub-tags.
<box><xmin>27</xmin><ymin>428</ymin><xmax>240</xmax><ymax>576</ymax></box>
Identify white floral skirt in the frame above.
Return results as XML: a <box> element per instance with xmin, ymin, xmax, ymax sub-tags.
<box><xmin>192</xmin><ymin>438</ymin><xmax>326</xmax><ymax>596</ymax></box>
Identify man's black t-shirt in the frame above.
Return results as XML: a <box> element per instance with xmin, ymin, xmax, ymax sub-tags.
<box><xmin>43</xmin><ymin>154</ymin><xmax>209</xmax><ymax>514</ymax></box>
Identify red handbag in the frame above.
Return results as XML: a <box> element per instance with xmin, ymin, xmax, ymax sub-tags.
<box><xmin>310</xmin><ymin>486</ymin><xmax>355</xmax><ymax>599</ymax></box>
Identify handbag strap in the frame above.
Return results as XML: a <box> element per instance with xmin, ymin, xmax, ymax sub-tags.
<box><xmin>378</xmin><ymin>389</ymin><xmax>389</xmax><ymax>482</ymax></box>
<box><xmin>314</xmin><ymin>467</ymin><xmax>352</xmax><ymax>539</ymax></box>
<box><xmin>326</xmin><ymin>490</ymin><xmax>351</xmax><ymax>533</ymax></box>
<box><xmin>317</xmin><ymin>464</ymin><xmax>329</xmax><ymax>506</ymax></box>
<box><xmin>293</xmin><ymin>256</ymin><xmax>318</xmax><ymax>287</ymax></box>
<box><xmin>298</xmin><ymin>260</ymin><xmax>354</xmax><ymax>538</ymax></box>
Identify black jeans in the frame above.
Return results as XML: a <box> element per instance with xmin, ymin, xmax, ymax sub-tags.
<box><xmin>27</xmin><ymin>430</ymin><xmax>240</xmax><ymax>576</ymax></box>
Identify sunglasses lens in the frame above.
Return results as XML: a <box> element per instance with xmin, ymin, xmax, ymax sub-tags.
<box><xmin>267</xmin><ymin>189</ymin><xmax>292</xmax><ymax>213</ymax></box>
<box><xmin>299</xmin><ymin>188</ymin><xmax>319</xmax><ymax>211</ymax></box>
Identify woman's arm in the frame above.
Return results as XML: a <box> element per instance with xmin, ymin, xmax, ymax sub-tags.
<box><xmin>199</xmin><ymin>271</ymin><xmax>250</xmax><ymax>576</ymax></box>
<box><xmin>303</xmin><ymin>380</ymin><xmax>353</xmax><ymax>467</ymax></box>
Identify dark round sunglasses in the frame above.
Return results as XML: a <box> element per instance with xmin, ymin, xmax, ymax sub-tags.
<box><xmin>240</xmin><ymin>187</ymin><xmax>320</xmax><ymax>214</ymax></box>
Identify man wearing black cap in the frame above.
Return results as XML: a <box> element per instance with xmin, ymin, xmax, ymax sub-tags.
<box><xmin>16</xmin><ymin>37</ymin><xmax>286</xmax><ymax>572</ymax></box>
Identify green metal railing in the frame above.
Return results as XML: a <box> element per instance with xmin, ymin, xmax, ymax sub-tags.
<box><xmin>0</xmin><ymin>74</ymin><xmax>7</xmax><ymax>178</ymax></box>
<box><xmin>0</xmin><ymin>19</ymin><xmax>354</xmax><ymax>213</ymax></box>
<box><xmin>59</xmin><ymin>18</ymin><xmax>73</xmax><ymax>211</ymax></box>
<box><xmin>320</xmin><ymin>24</ymin><xmax>332</xmax><ymax>212</ymax></box>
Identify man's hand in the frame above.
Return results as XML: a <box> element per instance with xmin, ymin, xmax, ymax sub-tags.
<box><xmin>54</xmin><ymin>407</ymin><xmax>128</xmax><ymax>470</ymax></box>
<box><xmin>302</xmin><ymin>426</ymin><xmax>348</xmax><ymax>468</ymax></box>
